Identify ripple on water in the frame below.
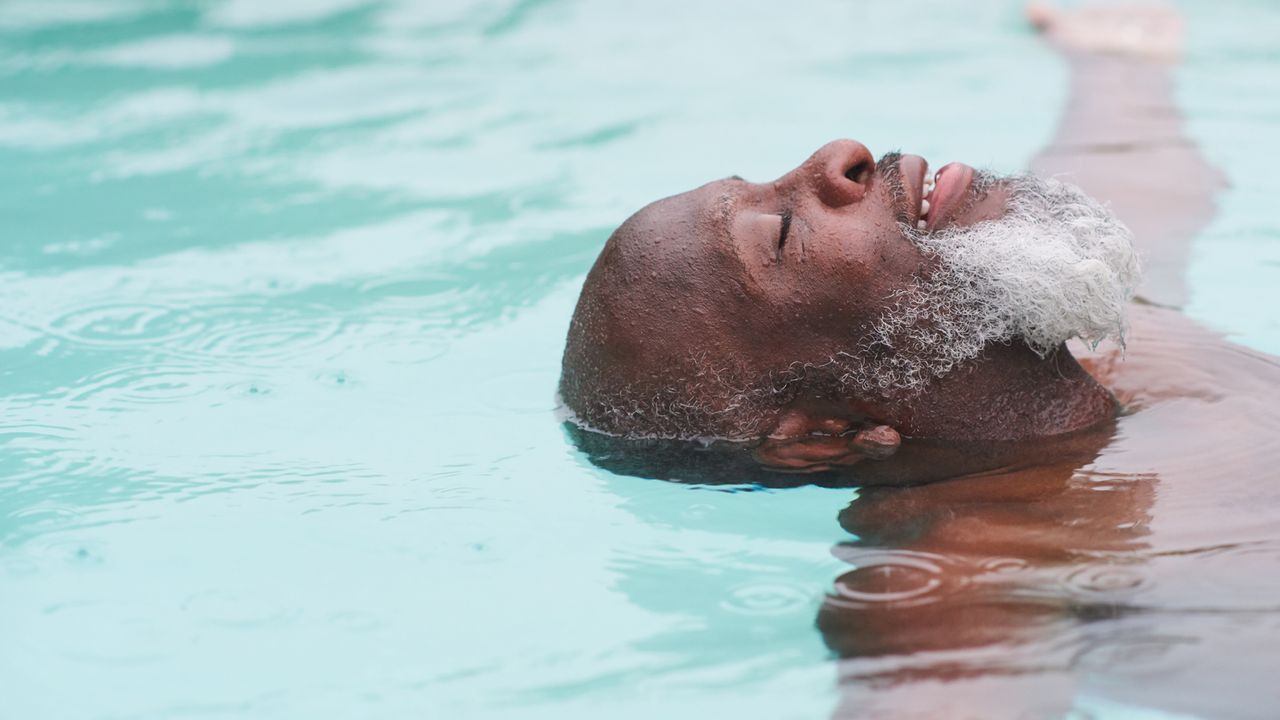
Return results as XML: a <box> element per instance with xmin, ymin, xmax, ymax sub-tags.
<box><xmin>183</xmin><ymin>589</ymin><xmax>301</xmax><ymax>629</ymax></box>
<box><xmin>43</xmin><ymin>602</ymin><xmax>180</xmax><ymax>665</ymax></box>
<box><xmin>4</xmin><ymin>503</ymin><xmax>85</xmax><ymax>538</ymax></box>
<box><xmin>359</xmin><ymin>334</ymin><xmax>448</xmax><ymax>365</ymax></box>
<box><xmin>48</xmin><ymin>302</ymin><xmax>200</xmax><ymax>347</ymax></box>
<box><xmin>2</xmin><ymin>443</ymin><xmax>127</xmax><ymax>490</ymax></box>
<box><xmin>980</xmin><ymin>557</ymin><xmax>1031</xmax><ymax>575</ymax></box>
<box><xmin>1060</xmin><ymin>563</ymin><xmax>1151</xmax><ymax>601</ymax></box>
<box><xmin>475</xmin><ymin>368</ymin><xmax>558</xmax><ymax>414</ymax></box>
<box><xmin>720</xmin><ymin>580</ymin><xmax>814</xmax><ymax>616</ymax></box>
<box><xmin>1018</xmin><ymin>707</ymin><xmax>1096</xmax><ymax>720</ymax></box>
<box><xmin>328</xmin><ymin>611</ymin><xmax>381</xmax><ymax>633</ymax></box>
<box><xmin>47</xmin><ymin>300</ymin><xmax>345</xmax><ymax>366</ymax></box>
<box><xmin>681</xmin><ymin>502</ymin><xmax>717</xmax><ymax>521</ymax></box>
<box><xmin>826</xmin><ymin>550</ymin><xmax>964</xmax><ymax>610</ymax></box>
<box><xmin>0</xmin><ymin>422</ymin><xmax>75</xmax><ymax>444</ymax></box>
<box><xmin>62</xmin><ymin>363</ymin><xmax>236</xmax><ymax>411</ymax></box>
<box><xmin>14</xmin><ymin>535</ymin><xmax>110</xmax><ymax>569</ymax></box>
<box><xmin>181</xmin><ymin>303</ymin><xmax>344</xmax><ymax>365</ymax></box>
<box><xmin>1071</xmin><ymin>633</ymin><xmax>1194</xmax><ymax>677</ymax></box>
<box><xmin>1146</xmin><ymin>540</ymin><xmax>1280</xmax><ymax>609</ymax></box>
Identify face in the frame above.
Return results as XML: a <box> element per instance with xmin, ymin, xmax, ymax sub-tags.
<box><xmin>682</xmin><ymin>140</ymin><xmax>1010</xmax><ymax>369</ymax></box>
<box><xmin>561</xmin><ymin>139</ymin><xmax>1008</xmax><ymax>438</ymax></box>
<box><xmin>560</xmin><ymin>138</ymin><xmax>1137</xmax><ymax>440</ymax></box>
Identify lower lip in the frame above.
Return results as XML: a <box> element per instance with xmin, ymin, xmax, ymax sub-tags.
<box><xmin>925</xmin><ymin>162</ymin><xmax>975</xmax><ymax>230</ymax></box>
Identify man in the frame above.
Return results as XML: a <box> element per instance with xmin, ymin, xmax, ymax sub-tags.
<box><xmin>560</xmin><ymin>135</ymin><xmax>1135</xmax><ymax>474</ymax></box>
<box><xmin>562</xmin><ymin>2</ymin><xmax>1280</xmax><ymax>718</ymax></box>
<box><xmin>557</xmin><ymin>2</ymin><xmax>1225</xmax><ymax>478</ymax></box>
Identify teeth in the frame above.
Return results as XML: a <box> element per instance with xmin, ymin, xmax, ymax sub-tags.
<box><xmin>917</xmin><ymin>165</ymin><xmax>934</xmax><ymax>231</ymax></box>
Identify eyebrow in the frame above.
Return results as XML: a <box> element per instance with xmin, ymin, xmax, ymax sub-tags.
<box><xmin>708</xmin><ymin>185</ymin><xmax>748</xmax><ymax>266</ymax></box>
<box><xmin>713</xmin><ymin>190</ymin><xmax>735</xmax><ymax>230</ymax></box>
<box><xmin>696</xmin><ymin>177</ymin><xmax>752</xmax><ymax>263</ymax></box>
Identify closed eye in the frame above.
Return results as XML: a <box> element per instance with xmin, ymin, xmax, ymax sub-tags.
<box><xmin>776</xmin><ymin>210</ymin><xmax>792</xmax><ymax>260</ymax></box>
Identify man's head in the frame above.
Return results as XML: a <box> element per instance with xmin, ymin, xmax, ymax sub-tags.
<box><xmin>560</xmin><ymin>139</ymin><xmax>1138</xmax><ymax>463</ymax></box>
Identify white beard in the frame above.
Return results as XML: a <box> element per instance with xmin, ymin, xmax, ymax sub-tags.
<box><xmin>849</xmin><ymin>173</ymin><xmax>1141</xmax><ymax>394</ymax></box>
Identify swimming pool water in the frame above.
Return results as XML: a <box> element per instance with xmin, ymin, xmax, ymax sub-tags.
<box><xmin>2</xmin><ymin>1</ymin><xmax>1278</xmax><ymax>718</ymax></box>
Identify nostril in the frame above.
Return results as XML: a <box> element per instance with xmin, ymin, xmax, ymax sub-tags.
<box><xmin>844</xmin><ymin>159</ymin><xmax>873</xmax><ymax>186</ymax></box>
<box><xmin>785</xmin><ymin>139</ymin><xmax>875</xmax><ymax>208</ymax></box>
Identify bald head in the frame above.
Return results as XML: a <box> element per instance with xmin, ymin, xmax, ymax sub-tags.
<box><xmin>560</xmin><ymin>140</ymin><xmax>1138</xmax><ymax>443</ymax></box>
<box><xmin>559</xmin><ymin>188</ymin><xmax>788</xmax><ymax>439</ymax></box>
<box><xmin>561</xmin><ymin>141</ymin><xmax>927</xmax><ymax>439</ymax></box>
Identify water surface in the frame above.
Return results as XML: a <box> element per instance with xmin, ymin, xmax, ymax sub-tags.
<box><xmin>2</xmin><ymin>1</ymin><xmax>1279</xmax><ymax>718</ymax></box>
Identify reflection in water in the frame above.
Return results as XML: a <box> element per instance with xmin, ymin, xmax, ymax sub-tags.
<box><xmin>821</xmin><ymin>461</ymin><xmax>1148</xmax><ymax>714</ymax></box>
<box><xmin>4</xmin><ymin>0</ymin><xmax>1280</xmax><ymax>717</ymax></box>
<box><xmin>817</xmin><ymin>304</ymin><xmax>1280</xmax><ymax>719</ymax></box>
<box><xmin>572</xmin><ymin>303</ymin><xmax>1280</xmax><ymax>718</ymax></box>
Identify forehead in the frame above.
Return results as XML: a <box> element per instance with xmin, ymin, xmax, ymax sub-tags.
<box><xmin>591</xmin><ymin>178</ymin><xmax>760</xmax><ymax>349</ymax></box>
<box><xmin>613</xmin><ymin>179</ymin><xmax>741</xmax><ymax>263</ymax></box>
<box><xmin>640</xmin><ymin>178</ymin><xmax>737</xmax><ymax>228</ymax></box>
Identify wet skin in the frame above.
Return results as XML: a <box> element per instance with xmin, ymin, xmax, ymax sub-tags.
<box><xmin>563</xmin><ymin>3</ymin><xmax>1280</xmax><ymax>718</ymax></box>
<box><xmin>823</xmin><ymin>303</ymin><xmax>1280</xmax><ymax>719</ymax></box>
<box><xmin>562</xmin><ymin>139</ymin><xmax>1115</xmax><ymax>454</ymax></box>
<box><xmin>819</xmin><ymin>7</ymin><xmax>1280</xmax><ymax>719</ymax></box>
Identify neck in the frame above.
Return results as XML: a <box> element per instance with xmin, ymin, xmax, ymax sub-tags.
<box><xmin>873</xmin><ymin>342</ymin><xmax>1117</xmax><ymax>441</ymax></box>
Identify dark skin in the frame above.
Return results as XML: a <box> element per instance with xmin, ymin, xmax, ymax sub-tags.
<box><xmin>822</xmin><ymin>301</ymin><xmax>1280</xmax><ymax>718</ymax></box>
<box><xmin>566</xmin><ymin>2</ymin><xmax>1280</xmax><ymax>717</ymax></box>
<box><xmin>820</xmin><ymin>4</ymin><xmax>1280</xmax><ymax>717</ymax></box>
<box><xmin>563</xmin><ymin>139</ymin><xmax>1115</xmax><ymax>473</ymax></box>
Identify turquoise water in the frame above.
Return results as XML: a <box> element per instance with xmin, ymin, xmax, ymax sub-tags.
<box><xmin>2</xmin><ymin>2</ymin><xmax>1278</xmax><ymax>718</ymax></box>
<box><xmin>1179</xmin><ymin>2</ymin><xmax>1280</xmax><ymax>351</ymax></box>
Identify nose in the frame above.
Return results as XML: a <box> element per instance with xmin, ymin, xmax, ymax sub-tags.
<box><xmin>774</xmin><ymin>139</ymin><xmax>876</xmax><ymax>208</ymax></box>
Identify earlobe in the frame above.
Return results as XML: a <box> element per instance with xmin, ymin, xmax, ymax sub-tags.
<box><xmin>752</xmin><ymin>411</ymin><xmax>901</xmax><ymax>472</ymax></box>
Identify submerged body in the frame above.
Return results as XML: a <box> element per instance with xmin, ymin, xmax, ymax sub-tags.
<box><xmin>823</xmin><ymin>6</ymin><xmax>1278</xmax><ymax>717</ymax></box>
<box><xmin>824</xmin><ymin>302</ymin><xmax>1280</xmax><ymax>717</ymax></box>
<box><xmin>558</xmin><ymin>2</ymin><xmax>1280</xmax><ymax>717</ymax></box>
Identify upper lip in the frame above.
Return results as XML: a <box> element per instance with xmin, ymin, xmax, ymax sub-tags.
<box><xmin>898</xmin><ymin>154</ymin><xmax>930</xmax><ymax>223</ymax></box>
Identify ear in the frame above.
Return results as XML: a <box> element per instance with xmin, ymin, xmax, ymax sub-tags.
<box><xmin>752</xmin><ymin>410</ymin><xmax>901</xmax><ymax>472</ymax></box>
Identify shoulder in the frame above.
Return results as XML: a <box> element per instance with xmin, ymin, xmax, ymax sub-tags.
<box><xmin>1075</xmin><ymin>302</ymin><xmax>1280</xmax><ymax>409</ymax></box>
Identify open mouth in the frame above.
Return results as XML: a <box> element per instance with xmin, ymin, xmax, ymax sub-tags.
<box><xmin>898</xmin><ymin>155</ymin><xmax>976</xmax><ymax>231</ymax></box>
